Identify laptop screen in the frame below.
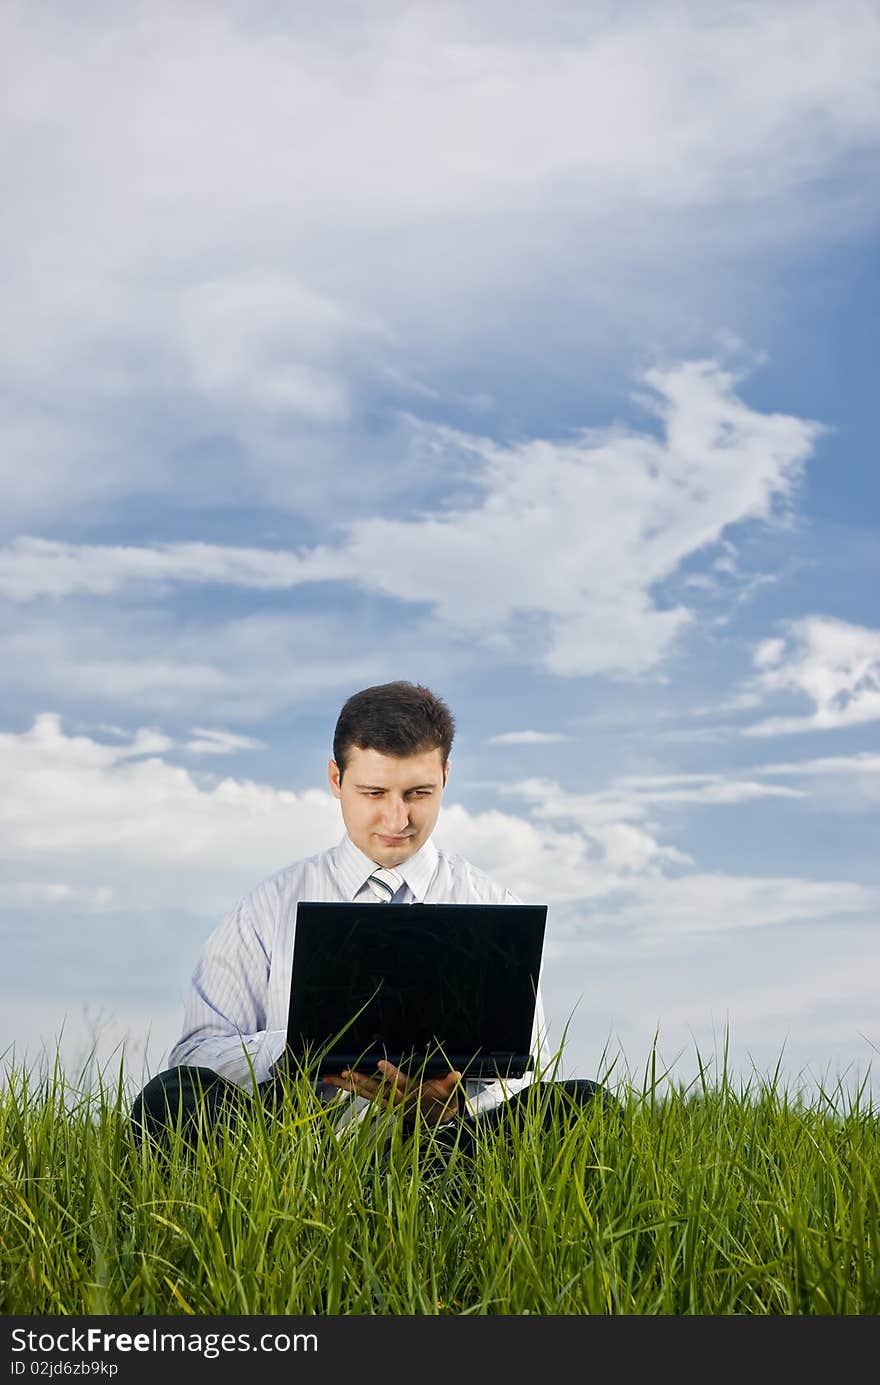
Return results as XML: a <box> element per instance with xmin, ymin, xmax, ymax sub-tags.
<box><xmin>285</xmin><ymin>901</ymin><xmax>547</xmax><ymax>1078</ymax></box>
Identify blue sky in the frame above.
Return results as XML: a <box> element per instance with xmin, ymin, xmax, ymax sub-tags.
<box><xmin>2</xmin><ymin>0</ymin><xmax>879</xmax><ymax>1103</ymax></box>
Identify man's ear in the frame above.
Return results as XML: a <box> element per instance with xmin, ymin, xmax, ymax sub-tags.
<box><xmin>328</xmin><ymin>759</ymin><xmax>342</xmax><ymax>798</ymax></box>
<box><xmin>443</xmin><ymin>759</ymin><xmax>450</xmax><ymax>787</ymax></box>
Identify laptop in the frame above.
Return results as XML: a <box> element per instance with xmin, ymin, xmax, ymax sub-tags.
<box><xmin>285</xmin><ymin>901</ymin><xmax>547</xmax><ymax>1079</ymax></box>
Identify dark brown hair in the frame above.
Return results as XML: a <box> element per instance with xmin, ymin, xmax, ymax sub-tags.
<box><xmin>332</xmin><ymin>681</ymin><xmax>456</xmax><ymax>778</ymax></box>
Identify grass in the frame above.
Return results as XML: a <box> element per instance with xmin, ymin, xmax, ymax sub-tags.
<box><xmin>1</xmin><ymin>1047</ymin><xmax>878</xmax><ymax>1315</ymax></box>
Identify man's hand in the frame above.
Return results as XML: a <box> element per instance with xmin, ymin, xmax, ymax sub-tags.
<box><xmin>323</xmin><ymin>1059</ymin><xmax>462</xmax><ymax>1128</ymax></box>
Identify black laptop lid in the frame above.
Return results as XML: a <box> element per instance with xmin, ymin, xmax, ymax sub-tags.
<box><xmin>285</xmin><ymin>901</ymin><xmax>547</xmax><ymax>1079</ymax></box>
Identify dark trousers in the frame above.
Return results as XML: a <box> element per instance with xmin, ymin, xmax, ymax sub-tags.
<box><xmin>131</xmin><ymin>1065</ymin><xmax>618</xmax><ymax>1152</ymax></box>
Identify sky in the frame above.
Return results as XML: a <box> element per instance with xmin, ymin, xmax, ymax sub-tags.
<box><xmin>2</xmin><ymin>0</ymin><xmax>879</xmax><ymax>1107</ymax></box>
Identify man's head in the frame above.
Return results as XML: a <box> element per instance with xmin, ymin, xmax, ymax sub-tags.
<box><xmin>328</xmin><ymin>681</ymin><xmax>455</xmax><ymax>867</ymax></box>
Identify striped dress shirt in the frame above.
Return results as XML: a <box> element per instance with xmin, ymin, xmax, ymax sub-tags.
<box><xmin>168</xmin><ymin>832</ymin><xmax>551</xmax><ymax>1119</ymax></box>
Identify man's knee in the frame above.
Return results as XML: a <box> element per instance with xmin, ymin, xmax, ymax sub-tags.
<box><xmin>545</xmin><ymin>1077</ymin><xmax>624</xmax><ymax>1123</ymax></box>
<box><xmin>130</xmin><ymin>1065</ymin><xmax>238</xmax><ymax>1142</ymax></box>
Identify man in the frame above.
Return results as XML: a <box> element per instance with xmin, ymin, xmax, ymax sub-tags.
<box><xmin>132</xmin><ymin>681</ymin><xmax>608</xmax><ymax>1146</ymax></box>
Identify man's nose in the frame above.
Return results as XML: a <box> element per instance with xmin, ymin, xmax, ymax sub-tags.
<box><xmin>380</xmin><ymin>796</ymin><xmax>409</xmax><ymax>830</ymax></box>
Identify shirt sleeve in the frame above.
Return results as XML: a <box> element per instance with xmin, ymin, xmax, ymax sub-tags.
<box><xmin>167</xmin><ymin>894</ymin><xmax>284</xmax><ymax>1089</ymax></box>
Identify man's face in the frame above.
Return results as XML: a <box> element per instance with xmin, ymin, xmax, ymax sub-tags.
<box><xmin>328</xmin><ymin>745</ymin><xmax>449</xmax><ymax>867</ymax></box>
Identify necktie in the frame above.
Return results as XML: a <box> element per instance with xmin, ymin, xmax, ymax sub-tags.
<box><xmin>366</xmin><ymin>866</ymin><xmax>406</xmax><ymax>902</ymax></box>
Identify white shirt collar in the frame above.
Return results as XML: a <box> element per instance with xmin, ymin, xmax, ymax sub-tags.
<box><xmin>331</xmin><ymin>833</ymin><xmax>439</xmax><ymax>903</ymax></box>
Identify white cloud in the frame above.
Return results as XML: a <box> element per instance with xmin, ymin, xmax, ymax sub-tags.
<box><xmin>185</xmin><ymin>728</ymin><xmax>266</xmax><ymax>756</ymax></box>
<box><xmin>488</xmin><ymin>730</ymin><xmax>571</xmax><ymax>744</ymax></box>
<box><xmin>437</xmin><ymin>803</ymin><xmax>615</xmax><ymax>902</ymax></box>
<box><xmin>570</xmin><ymin>873</ymin><xmax>880</xmax><ymax>946</ymax></box>
<box><xmin>520</xmin><ymin>754</ymin><xmax>880</xmax><ymax>827</ymax></box>
<box><xmin>0</xmin><ymin>996</ymin><xmax>180</xmax><ymax>1093</ymax></box>
<box><xmin>543</xmin><ymin>911</ymin><xmax>880</xmax><ymax>1098</ymax></box>
<box><xmin>175</xmin><ymin>273</ymin><xmax>385</xmax><ymax>424</ymax></box>
<box><xmin>330</xmin><ymin>361</ymin><xmax>822</xmax><ymax>677</ymax></box>
<box><xmin>0</xmin><ymin>714</ymin><xmax>340</xmax><ymax>884</ymax></box>
<box><xmin>610</xmin><ymin>771</ymin><xmax>805</xmax><ymax>804</ymax></box>
<box><xmin>745</xmin><ymin>616</ymin><xmax>880</xmax><ymax>735</ymax></box>
<box><xmin>0</xmin><ymin>715</ymin><xmax>836</xmax><ymax>924</ymax></box>
<box><xmin>657</xmin><ymin>728</ymin><xmax>733</xmax><ymax>745</ymax></box>
<box><xmin>496</xmin><ymin>767</ymin><xmax>831</xmax><ymax>880</ymax></box>
<box><xmin>754</xmin><ymin>636</ymin><xmax>787</xmax><ymax>670</ymax></box>
<box><xmin>0</xmin><ymin>715</ymin><xmax>612</xmax><ymax>909</ymax></box>
<box><xmin>754</xmin><ymin>751</ymin><xmax>880</xmax><ymax>812</ymax></box>
<box><xmin>505</xmin><ymin>772</ymin><xmax>803</xmax><ymax>843</ymax></box>
<box><xmin>0</xmin><ymin>361</ymin><xmax>824</xmax><ymax>683</ymax></box>
<box><xmin>6</xmin><ymin>4</ymin><xmax>878</xmax><ymax>238</ymax></box>
<box><xmin>0</xmin><ymin>537</ymin><xmax>338</xmax><ymax>601</ymax></box>
<box><xmin>0</xmin><ymin>881</ymin><xmax>113</xmax><ymax>909</ymax></box>
<box><xmin>0</xmin><ymin>609</ymin><xmax>390</xmax><ymax>720</ymax></box>
<box><xmin>0</xmin><ymin>2</ymin><xmax>876</xmax><ymax>530</ymax></box>
<box><xmin>758</xmin><ymin>752</ymin><xmax>880</xmax><ymax>777</ymax></box>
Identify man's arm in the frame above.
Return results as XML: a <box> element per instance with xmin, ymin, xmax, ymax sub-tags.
<box><xmin>167</xmin><ymin>897</ymin><xmax>284</xmax><ymax>1088</ymax></box>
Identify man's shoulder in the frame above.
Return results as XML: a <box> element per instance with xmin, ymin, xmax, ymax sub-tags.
<box><xmin>432</xmin><ymin>845</ymin><xmax>520</xmax><ymax>903</ymax></box>
<box><xmin>242</xmin><ymin>844</ymin><xmax>338</xmax><ymax>910</ymax></box>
